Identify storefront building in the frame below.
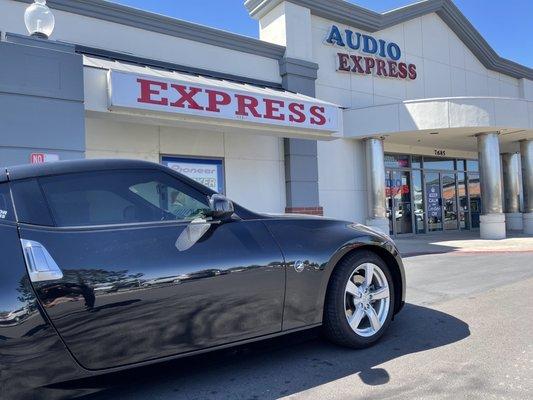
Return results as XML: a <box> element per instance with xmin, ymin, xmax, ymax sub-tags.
<box><xmin>0</xmin><ymin>0</ymin><xmax>532</xmax><ymax>239</ymax></box>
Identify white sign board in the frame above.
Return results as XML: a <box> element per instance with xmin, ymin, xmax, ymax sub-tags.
<box><xmin>108</xmin><ymin>71</ymin><xmax>339</xmax><ymax>132</ymax></box>
<box><xmin>162</xmin><ymin>156</ymin><xmax>224</xmax><ymax>193</ymax></box>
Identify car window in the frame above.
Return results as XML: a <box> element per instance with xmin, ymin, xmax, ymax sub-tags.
<box><xmin>10</xmin><ymin>179</ymin><xmax>54</xmax><ymax>226</ymax></box>
<box><xmin>0</xmin><ymin>183</ymin><xmax>15</xmax><ymax>222</ymax></box>
<box><xmin>129</xmin><ymin>181</ymin><xmax>209</xmax><ymax>221</ymax></box>
<box><xmin>39</xmin><ymin>170</ymin><xmax>211</xmax><ymax>227</ymax></box>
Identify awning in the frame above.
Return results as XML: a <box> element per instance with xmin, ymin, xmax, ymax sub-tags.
<box><xmin>83</xmin><ymin>56</ymin><xmax>341</xmax><ymax>138</ymax></box>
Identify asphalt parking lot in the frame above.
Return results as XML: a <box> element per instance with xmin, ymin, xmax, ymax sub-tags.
<box><xmin>84</xmin><ymin>251</ymin><xmax>533</xmax><ymax>400</ymax></box>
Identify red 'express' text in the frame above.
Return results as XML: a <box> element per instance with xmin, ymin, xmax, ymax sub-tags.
<box><xmin>337</xmin><ymin>53</ymin><xmax>417</xmax><ymax>80</ymax></box>
<box><xmin>136</xmin><ymin>79</ymin><xmax>327</xmax><ymax>126</ymax></box>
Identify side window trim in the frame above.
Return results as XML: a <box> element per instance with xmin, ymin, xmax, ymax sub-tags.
<box><xmin>0</xmin><ymin>182</ymin><xmax>16</xmax><ymax>224</ymax></box>
<box><xmin>35</xmin><ymin>177</ymin><xmax>58</xmax><ymax>227</ymax></box>
<box><xmin>9</xmin><ymin>178</ymin><xmax>55</xmax><ymax>226</ymax></box>
<box><xmin>16</xmin><ymin>217</ymin><xmax>206</xmax><ymax>231</ymax></box>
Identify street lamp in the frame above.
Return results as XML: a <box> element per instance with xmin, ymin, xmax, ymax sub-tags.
<box><xmin>24</xmin><ymin>0</ymin><xmax>55</xmax><ymax>39</ymax></box>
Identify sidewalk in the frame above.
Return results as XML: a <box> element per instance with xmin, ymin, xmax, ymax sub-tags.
<box><xmin>394</xmin><ymin>231</ymin><xmax>533</xmax><ymax>257</ymax></box>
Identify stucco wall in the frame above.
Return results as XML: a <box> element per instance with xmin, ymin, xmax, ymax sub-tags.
<box><xmin>312</xmin><ymin>13</ymin><xmax>521</xmax><ymax>109</ymax></box>
<box><xmin>0</xmin><ymin>0</ymin><xmax>282</xmax><ymax>85</ymax></box>
<box><xmin>85</xmin><ymin>118</ymin><xmax>286</xmax><ymax>214</ymax></box>
<box><xmin>316</xmin><ymin>138</ymin><xmax>367</xmax><ymax>223</ymax></box>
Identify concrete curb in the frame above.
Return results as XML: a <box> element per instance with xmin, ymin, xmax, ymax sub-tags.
<box><xmin>402</xmin><ymin>249</ymin><xmax>533</xmax><ymax>257</ymax></box>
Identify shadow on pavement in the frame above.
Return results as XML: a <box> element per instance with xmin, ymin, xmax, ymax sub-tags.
<box><xmin>74</xmin><ymin>303</ymin><xmax>469</xmax><ymax>400</ymax></box>
<box><xmin>396</xmin><ymin>240</ymin><xmax>462</xmax><ymax>258</ymax></box>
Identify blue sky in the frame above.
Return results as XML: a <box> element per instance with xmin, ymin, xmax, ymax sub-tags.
<box><xmin>112</xmin><ymin>0</ymin><xmax>532</xmax><ymax>67</ymax></box>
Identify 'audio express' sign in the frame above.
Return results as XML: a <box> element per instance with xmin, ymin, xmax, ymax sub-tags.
<box><xmin>325</xmin><ymin>25</ymin><xmax>417</xmax><ymax>80</ymax></box>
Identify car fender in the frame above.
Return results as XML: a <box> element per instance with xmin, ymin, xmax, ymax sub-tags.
<box><xmin>317</xmin><ymin>228</ymin><xmax>405</xmax><ymax>317</ymax></box>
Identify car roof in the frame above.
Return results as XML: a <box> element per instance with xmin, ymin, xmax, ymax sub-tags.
<box><xmin>4</xmin><ymin>158</ymin><xmax>261</xmax><ymax>220</ymax></box>
<box><xmin>5</xmin><ymin>159</ymin><xmax>171</xmax><ymax>181</ymax></box>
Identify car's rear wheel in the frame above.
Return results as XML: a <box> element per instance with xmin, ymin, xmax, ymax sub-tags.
<box><xmin>323</xmin><ymin>250</ymin><xmax>395</xmax><ymax>348</ymax></box>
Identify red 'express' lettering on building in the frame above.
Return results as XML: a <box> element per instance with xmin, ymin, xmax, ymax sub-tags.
<box><xmin>398</xmin><ymin>62</ymin><xmax>408</xmax><ymax>79</ymax></box>
<box><xmin>134</xmin><ymin>79</ymin><xmax>331</xmax><ymax>128</ymax></box>
<box><xmin>205</xmin><ymin>90</ymin><xmax>231</xmax><ymax>112</ymax></box>
<box><xmin>310</xmin><ymin>106</ymin><xmax>326</xmax><ymax>126</ymax></box>
<box><xmin>264</xmin><ymin>99</ymin><xmax>285</xmax><ymax>121</ymax></box>
<box><xmin>169</xmin><ymin>85</ymin><xmax>204</xmax><ymax>110</ymax></box>
<box><xmin>137</xmin><ymin>78</ymin><xmax>169</xmax><ymax>105</ymax></box>
<box><xmin>336</xmin><ymin>53</ymin><xmax>417</xmax><ymax>80</ymax></box>
<box><xmin>376</xmin><ymin>59</ymin><xmax>387</xmax><ymax>76</ymax></box>
<box><xmin>408</xmin><ymin>64</ymin><xmax>417</xmax><ymax>80</ymax></box>
<box><xmin>235</xmin><ymin>94</ymin><xmax>262</xmax><ymax>118</ymax></box>
<box><xmin>288</xmin><ymin>103</ymin><xmax>306</xmax><ymax>123</ymax></box>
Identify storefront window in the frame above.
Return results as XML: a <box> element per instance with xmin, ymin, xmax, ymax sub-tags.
<box><xmin>467</xmin><ymin>160</ymin><xmax>479</xmax><ymax>172</ymax></box>
<box><xmin>384</xmin><ymin>154</ymin><xmax>410</xmax><ymax>169</ymax></box>
<box><xmin>442</xmin><ymin>173</ymin><xmax>458</xmax><ymax>230</ymax></box>
<box><xmin>385</xmin><ymin>153</ymin><xmax>482</xmax><ymax>235</ymax></box>
<box><xmin>468</xmin><ymin>173</ymin><xmax>481</xmax><ymax>228</ymax></box>
<box><xmin>423</xmin><ymin>157</ymin><xmax>455</xmax><ymax>171</ymax></box>
<box><xmin>457</xmin><ymin>172</ymin><xmax>469</xmax><ymax>229</ymax></box>
<box><xmin>412</xmin><ymin>156</ymin><xmax>422</xmax><ymax>169</ymax></box>
<box><xmin>412</xmin><ymin>170</ymin><xmax>425</xmax><ymax>233</ymax></box>
<box><xmin>386</xmin><ymin>169</ymin><xmax>413</xmax><ymax>235</ymax></box>
<box><xmin>161</xmin><ymin>156</ymin><xmax>225</xmax><ymax>194</ymax></box>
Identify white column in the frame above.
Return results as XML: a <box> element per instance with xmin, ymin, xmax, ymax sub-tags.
<box><xmin>365</xmin><ymin>138</ymin><xmax>389</xmax><ymax>234</ymax></box>
<box><xmin>520</xmin><ymin>140</ymin><xmax>533</xmax><ymax>234</ymax></box>
<box><xmin>501</xmin><ymin>152</ymin><xmax>523</xmax><ymax>231</ymax></box>
<box><xmin>477</xmin><ymin>133</ymin><xmax>506</xmax><ymax>239</ymax></box>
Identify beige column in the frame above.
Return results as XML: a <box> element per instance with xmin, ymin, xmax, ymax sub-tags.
<box><xmin>501</xmin><ymin>152</ymin><xmax>523</xmax><ymax>231</ymax></box>
<box><xmin>521</xmin><ymin>140</ymin><xmax>533</xmax><ymax>234</ymax></box>
<box><xmin>477</xmin><ymin>133</ymin><xmax>506</xmax><ymax>239</ymax></box>
<box><xmin>364</xmin><ymin>137</ymin><xmax>389</xmax><ymax>234</ymax></box>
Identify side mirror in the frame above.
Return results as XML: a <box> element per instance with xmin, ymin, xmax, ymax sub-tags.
<box><xmin>209</xmin><ymin>194</ymin><xmax>235</xmax><ymax>221</ymax></box>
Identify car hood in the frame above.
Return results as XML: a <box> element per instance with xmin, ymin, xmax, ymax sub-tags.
<box><xmin>260</xmin><ymin>213</ymin><xmax>392</xmax><ymax>242</ymax></box>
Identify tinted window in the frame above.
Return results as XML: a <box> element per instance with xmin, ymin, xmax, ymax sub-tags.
<box><xmin>384</xmin><ymin>154</ymin><xmax>410</xmax><ymax>169</ymax></box>
<box><xmin>10</xmin><ymin>179</ymin><xmax>54</xmax><ymax>226</ymax></box>
<box><xmin>423</xmin><ymin>157</ymin><xmax>455</xmax><ymax>171</ymax></box>
<box><xmin>39</xmin><ymin>170</ymin><xmax>211</xmax><ymax>227</ymax></box>
<box><xmin>412</xmin><ymin>155</ymin><xmax>422</xmax><ymax>169</ymax></box>
<box><xmin>467</xmin><ymin>160</ymin><xmax>479</xmax><ymax>172</ymax></box>
<box><xmin>0</xmin><ymin>183</ymin><xmax>15</xmax><ymax>222</ymax></box>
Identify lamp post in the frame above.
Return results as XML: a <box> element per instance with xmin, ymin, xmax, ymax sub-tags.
<box><xmin>24</xmin><ymin>0</ymin><xmax>55</xmax><ymax>39</ymax></box>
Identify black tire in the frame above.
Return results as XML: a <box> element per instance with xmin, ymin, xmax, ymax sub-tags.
<box><xmin>323</xmin><ymin>250</ymin><xmax>395</xmax><ymax>348</ymax></box>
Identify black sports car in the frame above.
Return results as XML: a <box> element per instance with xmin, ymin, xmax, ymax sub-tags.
<box><xmin>0</xmin><ymin>159</ymin><xmax>405</xmax><ymax>399</ymax></box>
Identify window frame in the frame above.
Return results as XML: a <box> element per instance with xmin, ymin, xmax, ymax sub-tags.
<box><xmin>0</xmin><ymin>182</ymin><xmax>16</xmax><ymax>224</ymax></box>
<box><xmin>160</xmin><ymin>155</ymin><xmax>226</xmax><ymax>194</ymax></box>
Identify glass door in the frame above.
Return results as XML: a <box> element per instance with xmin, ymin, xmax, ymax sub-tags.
<box><xmin>468</xmin><ymin>173</ymin><xmax>481</xmax><ymax>229</ymax></box>
<box><xmin>412</xmin><ymin>170</ymin><xmax>425</xmax><ymax>234</ymax></box>
<box><xmin>386</xmin><ymin>170</ymin><xmax>394</xmax><ymax>235</ymax></box>
<box><xmin>425</xmin><ymin>172</ymin><xmax>443</xmax><ymax>232</ymax></box>
<box><xmin>457</xmin><ymin>172</ymin><xmax>469</xmax><ymax>229</ymax></box>
<box><xmin>386</xmin><ymin>170</ymin><xmax>413</xmax><ymax>235</ymax></box>
<box><xmin>442</xmin><ymin>173</ymin><xmax>459</xmax><ymax>230</ymax></box>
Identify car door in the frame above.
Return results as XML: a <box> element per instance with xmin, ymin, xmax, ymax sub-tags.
<box><xmin>12</xmin><ymin>168</ymin><xmax>285</xmax><ymax>370</ymax></box>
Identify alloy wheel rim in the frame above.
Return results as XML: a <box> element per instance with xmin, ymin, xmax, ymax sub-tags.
<box><xmin>343</xmin><ymin>262</ymin><xmax>390</xmax><ymax>337</ymax></box>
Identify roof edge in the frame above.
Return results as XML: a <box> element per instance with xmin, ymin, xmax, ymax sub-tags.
<box><xmin>12</xmin><ymin>0</ymin><xmax>286</xmax><ymax>60</ymax></box>
<box><xmin>78</xmin><ymin>45</ymin><xmax>283</xmax><ymax>89</ymax></box>
<box><xmin>245</xmin><ymin>0</ymin><xmax>532</xmax><ymax>80</ymax></box>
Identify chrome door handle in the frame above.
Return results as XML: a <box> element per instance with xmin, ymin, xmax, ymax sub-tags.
<box><xmin>20</xmin><ymin>239</ymin><xmax>63</xmax><ymax>282</ymax></box>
